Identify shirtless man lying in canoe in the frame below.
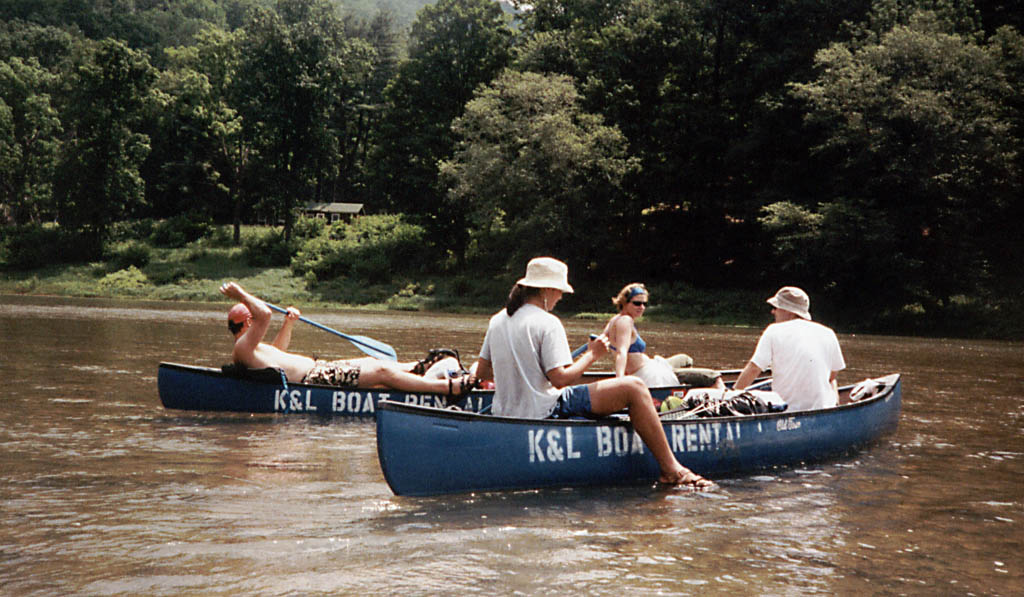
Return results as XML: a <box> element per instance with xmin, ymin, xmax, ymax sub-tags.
<box><xmin>219</xmin><ymin>281</ymin><xmax>475</xmax><ymax>396</ymax></box>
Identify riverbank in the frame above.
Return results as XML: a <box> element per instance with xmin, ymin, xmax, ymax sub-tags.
<box><xmin>1</xmin><ymin>229</ymin><xmax>1018</xmax><ymax>339</ymax></box>
<box><xmin>0</xmin><ymin>230</ymin><xmax>766</xmax><ymax>326</ymax></box>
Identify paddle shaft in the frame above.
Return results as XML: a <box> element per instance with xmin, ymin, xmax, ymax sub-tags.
<box><xmin>265</xmin><ymin>303</ymin><xmax>398</xmax><ymax>361</ymax></box>
<box><xmin>572</xmin><ymin>334</ymin><xmax>616</xmax><ymax>359</ymax></box>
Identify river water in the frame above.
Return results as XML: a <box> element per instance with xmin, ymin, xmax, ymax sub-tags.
<box><xmin>0</xmin><ymin>294</ymin><xmax>1020</xmax><ymax>596</ymax></box>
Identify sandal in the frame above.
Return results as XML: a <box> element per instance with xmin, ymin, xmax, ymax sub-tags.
<box><xmin>413</xmin><ymin>348</ymin><xmax>461</xmax><ymax>375</ymax></box>
<box><xmin>446</xmin><ymin>372</ymin><xmax>479</xmax><ymax>403</ymax></box>
<box><xmin>659</xmin><ymin>469</ymin><xmax>715</xmax><ymax>490</ymax></box>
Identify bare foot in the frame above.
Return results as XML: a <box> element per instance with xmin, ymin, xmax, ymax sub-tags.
<box><xmin>659</xmin><ymin>468</ymin><xmax>715</xmax><ymax>490</ymax></box>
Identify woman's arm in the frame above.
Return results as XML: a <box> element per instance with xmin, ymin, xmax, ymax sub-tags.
<box><xmin>606</xmin><ymin>315</ymin><xmax>632</xmax><ymax>377</ymax></box>
<box><xmin>547</xmin><ymin>335</ymin><xmax>609</xmax><ymax>388</ymax></box>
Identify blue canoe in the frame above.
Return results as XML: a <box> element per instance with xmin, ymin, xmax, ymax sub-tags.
<box><xmin>376</xmin><ymin>374</ymin><xmax>902</xmax><ymax>496</ymax></box>
<box><xmin>157</xmin><ymin>362</ymin><xmax>748</xmax><ymax>418</ymax></box>
<box><xmin>157</xmin><ymin>362</ymin><xmax>493</xmax><ymax>416</ymax></box>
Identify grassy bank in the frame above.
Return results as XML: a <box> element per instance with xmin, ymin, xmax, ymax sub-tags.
<box><xmin>2</xmin><ymin>223</ymin><xmax>1019</xmax><ymax>340</ymax></box>
<box><xmin>0</xmin><ymin>224</ymin><xmax>768</xmax><ymax>327</ymax></box>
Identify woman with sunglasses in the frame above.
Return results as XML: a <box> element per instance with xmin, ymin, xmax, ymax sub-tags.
<box><xmin>601</xmin><ymin>283</ymin><xmax>721</xmax><ymax>388</ymax></box>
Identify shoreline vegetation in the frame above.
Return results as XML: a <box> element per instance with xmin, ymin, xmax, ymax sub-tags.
<box><xmin>1</xmin><ymin>222</ymin><xmax>1018</xmax><ymax>341</ymax></box>
<box><xmin>3</xmin><ymin>2</ymin><xmax>1021</xmax><ymax>343</ymax></box>
<box><xmin>0</xmin><ymin>225</ymin><xmax>765</xmax><ymax>326</ymax></box>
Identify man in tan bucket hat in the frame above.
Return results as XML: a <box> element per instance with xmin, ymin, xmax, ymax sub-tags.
<box><xmin>733</xmin><ymin>286</ymin><xmax>846</xmax><ymax>411</ymax></box>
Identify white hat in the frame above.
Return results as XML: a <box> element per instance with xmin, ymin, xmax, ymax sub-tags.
<box><xmin>767</xmin><ymin>286</ymin><xmax>811</xmax><ymax>320</ymax></box>
<box><xmin>517</xmin><ymin>257</ymin><xmax>574</xmax><ymax>293</ymax></box>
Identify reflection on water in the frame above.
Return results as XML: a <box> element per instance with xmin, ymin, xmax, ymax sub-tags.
<box><xmin>1</xmin><ymin>295</ymin><xmax>1021</xmax><ymax>595</ymax></box>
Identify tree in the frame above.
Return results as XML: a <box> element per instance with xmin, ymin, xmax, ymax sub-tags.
<box><xmin>151</xmin><ymin>26</ymin><xmax>252</xmax><ymax>242</ymax></box>
<box><xmin>440</xmin><ymin>70</ymin><xmax>639</xmax><ymax>275</ymax></box>
<box><xmin>53</xmin><ymin>38</ymin><xmax>154</xmax><ymax>258</ymax></box>
<box><xmin>369</xmin><ymin>0</ymin><xmax>513</xmax><ymax>261</ymax></box>
<box><xmin>785</xmin><ymin>11</ymin><xmax>1018</xmax><ymax>321</ymax></box>
<box><xmin>233</xmin><ymin>0</ymin><xmax>373</xmax><ymax>239</ymax></box>
<box><xmin>0</xmin><ymin>56</ymin><xmax>62</xmax><ymax>224</ymax></box>
<box><xmin>514</xmin><ymin>0</ymin><xmax>875</xmax><ymax>282</ymax></box>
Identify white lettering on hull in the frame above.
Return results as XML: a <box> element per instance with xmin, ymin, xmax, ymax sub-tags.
<box><xmin>272</xmin><ymin>389</ymin><xmax>487</xmax><ymax>414</ymax></box>
<box><xmin>528</xmin><ymin>421</ymin><xmax>747</xmax><ymax>465</ymax></box>
<box><xmin>776</xmin><ymin>418</ymin><xmax>800</xmax><ymax>431</ymax></box>
<box><xmin>274</xmin><ymin>389</ymin><xmax>317</xmax><ymax>412</ymax></box>
<box><xmin>668</xmin><ymin>421</ymin><xmax>741</xmax><ymax>453</ymax></box>
<box><xmin>528</xmin><ymin>428</ymin><xmax>583</xmax><ymax>463</ymax></box>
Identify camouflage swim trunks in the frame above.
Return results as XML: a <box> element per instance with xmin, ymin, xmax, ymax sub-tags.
<box><xmin>302</xmin><ymin>359</ymin><xmax>361</xmax><ymax>387</ymax></box>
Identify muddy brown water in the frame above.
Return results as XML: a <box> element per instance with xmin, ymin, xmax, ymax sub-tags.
<box><xmin>1</xmin><ymin>295</ymin><xmax>1020</xmax><ymax>595</ymax></box>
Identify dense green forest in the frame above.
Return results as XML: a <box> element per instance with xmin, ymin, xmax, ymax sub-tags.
<box><xmin>1</xmin><ymin>0</ymin><xmax>1021</xmax><ymax>337</ymax></box>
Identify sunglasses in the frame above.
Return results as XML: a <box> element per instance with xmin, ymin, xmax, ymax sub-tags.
<box><xmin>631</xmin><ymin>300</ymin><xmax>648</xmax><ymax>307</ymax></box>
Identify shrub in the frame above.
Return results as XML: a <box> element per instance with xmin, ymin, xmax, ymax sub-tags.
<box><xmin>1</xmin><ymin>224</ymin><xmax>69</xmax><ymax>270</ymax></box>
<box><xmin>207</xmin><ymin>225</ymin><xmax>234</xmax><ymax>247</ymax></box>
<box><xmin>243</xmin><ymin>228</ymin><xmax>296</xmax><ymax>266</ymax></box>
<box><xmin>150</xmin><ymin>215</ymin><xmax>211</xmax><ymax>248</ymax></box>
<box><xmin>97</xmin><ymin>266</ymin><xmax>149</xmax><ymax>293</ymax></box>
<box><xmin>108</xmin><ymin>219</ymin><xmax>155</xmax><ymax>242</ymax></box>
<box><xmin>292</xmin><ymin>215</ymin><xmax>326</xmax><ymax>239</ymax></box>
<box><xmin>106</xmin><ymin>242</ymin><xmax>151</xmax><ymax>270</ymax></box>
<box><xmin>291</xmin><ymin>215</ymin><xmax>428</xmax><ymax>283</ymax></box>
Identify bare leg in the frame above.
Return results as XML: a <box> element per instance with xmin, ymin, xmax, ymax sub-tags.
<box><xmin>359</xmin><ymin>361</ymin><xmax>471</xmax><ymax>394</ymax></box>
<box><xmin>347</xmin><ymin>356</ymin><xmax>423</xmax><ymax>375</ymax></box>
<box><xmin>423</xmin><ymin>357</ymin><xmax>462</xmax><ymax>379</ymax></box>
<box><xmin>588</xmin><ymin>376</ymin><xmax>713</xmax><ymax>488</ymax></box>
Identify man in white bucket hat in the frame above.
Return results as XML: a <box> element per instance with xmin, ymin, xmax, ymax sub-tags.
<box><xmin>472</xmin><ymin>257</ymin><xmax>713</xmax><ymax>489</ymax></box>
<box><xmin>734</xmin><ymin>286</ymin><xmax>846</xmax><ymax>411</ymax></box>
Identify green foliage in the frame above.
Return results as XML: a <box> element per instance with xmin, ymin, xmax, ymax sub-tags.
<box><xmin>441</xmin><ymin>70</ymin><xmax>639</xmax><ymax>275</ymax></box>
<box><xmin>291</xmin><ymin>215</ymin><xmax>326</xmax><ymax>239</ymax></box>
<box><xmin>758</xmin><ymin>201</ymin><xmax>824</xmax><ymax>268</ymax></box>
<box><xmin>0</xmin><ymin>0</ymin><xmax>1021</xmax><ymax>336</ymax></box>
<box><xmin>291</xmin><ymin>214</ymin><xmax>427</xmax><ymax>282</ymax></box>
<box><xmin>158</xmin><ymin>26</ymin><xmax>252</xmax><ymax>237</ymax></box>
<box><xmin>369</xmin><ymin>0</ymin><xmax>513</xmax><ymax>258</ymax></box>
<box><xmin>515</xmin><ymin>0</ymin><xmax>877</xmax><ymax>283</ymax></box>
<box><xmin>109</xmin><ymin>218</ymin><xmax>156</xmax><ymax>242</ymax></box>
<box><xmin>97</xmin><ymin>266</ymin><xmax>150</xmax><ymax>294</ymax></box>
<box><xmin>149</xmin><ymin>215</ymin><xmax>212</xmax><ymax>248</ymax></box>
<box><xmin>0</xmin><ymin>223</ymin><xmax>64</xmax><ymax>269</ymax></box>
<box><xmin>385</xmin><ymin>281</ymin><xmax>436</xmax><ymax>310</ymax></box>
<box><xmin>0</xmin><ymin>55</ymin><xmax>62</xmax><ymax>224</ymax></box>
<box><xmin>53</xmin><ymin>39</ymin><xmax>155</xmax><ymax>258</ymax></box>
<box><xmin>106</xmin><ymin>241</ymin><xmax>152</xmax><ymax>270</ymax></box>
<box><xmin>243</xmin><ymin>227</ymin><xmax>296</xmax><ymax>266</ymax></box>
<box><xmin>233</xmin><ymin>0</ymin><xmax>376</xmax><ymax>239</ymax></box>
<box><xmin>788</xmin><ymin>10</ymin><xmax>1020</xmax><ymax>319</ymax></box>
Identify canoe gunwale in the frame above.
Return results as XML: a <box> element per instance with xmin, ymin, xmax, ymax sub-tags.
<box><xmin>376</xmin><ymin>373</ymin><xmax>900</xmax><ymax>427</ymax></box>
<box><xmin>156</xmin><ymin>361</ymin><xmax>756</xmax><ymax>414</ymax></box>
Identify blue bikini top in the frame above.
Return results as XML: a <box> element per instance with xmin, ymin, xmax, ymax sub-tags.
<box><xmin>628</xmin><ymin>331</ymin><xmax>646</xmax><ymax>353</ymax></box>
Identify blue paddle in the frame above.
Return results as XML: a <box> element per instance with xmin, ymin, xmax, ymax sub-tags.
<box><xmin>266</xmin><ymin>303</ymin><xmax>398</xmax><ymax>361</ymax></box>
<box><xmin>572</xmin><ymin>334</ymin><xmax>617</xmax><ymax>358</ymax></box>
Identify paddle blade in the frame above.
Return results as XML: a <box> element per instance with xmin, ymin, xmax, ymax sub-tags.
<box><xmin>344</xmin><ymin>334</ymin><xmax>398</xmax><ymax>361</ymax></box>
<box><xmin>265</xmin><ymin>302</ymin><xmax>398</xmax><ymax>361</ymax></box>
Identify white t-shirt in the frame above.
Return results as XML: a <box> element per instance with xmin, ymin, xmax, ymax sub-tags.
<box><xmin>750</xmin><ymin>318</ymin><xmax>846</xmax><ymax>411</ymax></box>
<box><xmin>479</xmin><ymin>303</ymin><xmax>573</xmax><ymax>418</ymax></box>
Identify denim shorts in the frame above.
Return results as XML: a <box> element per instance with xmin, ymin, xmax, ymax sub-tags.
<box><xmin>548</xmin><ymin>384</ymin><xmax>593</xmax><ymax>419</ymax></box>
